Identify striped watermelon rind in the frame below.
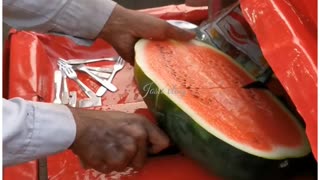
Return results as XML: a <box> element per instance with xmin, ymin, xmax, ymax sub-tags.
<box><xmin>134</xmin><ymin>39</ymin><xmax>311</xmax><ymax>179</ymax></box>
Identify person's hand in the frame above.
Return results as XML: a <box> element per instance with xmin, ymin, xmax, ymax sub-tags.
<box><xmin>98</xmin><ymin>5</ymin><xmax>195</xmax><ymax>63</ymax></box>
<box><xmin>68</xmin><ymin>108</ymin><xmax>169</xmax><ymax>173</ymax></box>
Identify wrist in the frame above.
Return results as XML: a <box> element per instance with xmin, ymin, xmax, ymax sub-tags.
<box><xmin>68</xmin><ymin>107</ymin><xmax>86</xmax><ymax>149</ymax></box>
<box><xmin>98</xmin><ymin>5</ymin><xmax>136</xmax><ymax>41</ymax></box>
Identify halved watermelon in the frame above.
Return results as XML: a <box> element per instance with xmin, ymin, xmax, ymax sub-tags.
<box><xmin>134</xmin><ymin>39</ymin><xmax>312</xmax><ymax>179</ymax></box>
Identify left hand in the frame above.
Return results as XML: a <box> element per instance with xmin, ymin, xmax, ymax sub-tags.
<box><xmin>98</xmin><ymin>5</ymin><xmax>195</xmax><ymax>64</ymax></box>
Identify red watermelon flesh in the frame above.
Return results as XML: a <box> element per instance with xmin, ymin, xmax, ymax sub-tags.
<box><xmin>144</xmin><ymin>40</ymin><xmax>254</xmax><ymax>89</ymax></box>
<box><xmin>135</xmin><ymin>39</ymin><xmax>310</xmax><ymax>159</ymax></box>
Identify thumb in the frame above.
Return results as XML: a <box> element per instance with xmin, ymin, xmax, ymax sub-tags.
<box><xmin>142</xmin><ymin>120</ymin><xmax>170</xmax><ymax>154</ymax></box>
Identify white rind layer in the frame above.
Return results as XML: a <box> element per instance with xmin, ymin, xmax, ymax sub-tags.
<box><xmin>134</xmin><ymin>39</ymin><xmax>311</xmax><ymax>159</ymax></box>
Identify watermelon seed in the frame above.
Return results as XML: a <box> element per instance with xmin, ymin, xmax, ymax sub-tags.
<box><xmin>193</xmin><ymin>94</ymin><xmax>199</xmax><ymax>98</ymax></box>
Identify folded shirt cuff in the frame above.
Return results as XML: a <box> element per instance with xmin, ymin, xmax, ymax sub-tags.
<box><xmin>51</xmin><ymin>0</ymin><xmax>117</xmax><ymax>39</ymax></box>
<box><xmin>29</xmin><ymin>102</ymin><xmax>76</xmax><ymax>161</ymax></box>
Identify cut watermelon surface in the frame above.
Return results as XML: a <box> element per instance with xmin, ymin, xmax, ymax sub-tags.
<box><xmin>134</xmin><ymin>39</ymin><xmax>312</xmax><ymax>179</ymax></box>
<box><xmin>142</xmin><ymin>40</ymin><xmax>254</xmax><ymax>89</ymax></box>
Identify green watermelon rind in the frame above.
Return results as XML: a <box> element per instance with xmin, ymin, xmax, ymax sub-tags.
<box><xmin>134</xmin><ymin>39</ymin><xmax>311</xmax><ymax>179</ymax></box>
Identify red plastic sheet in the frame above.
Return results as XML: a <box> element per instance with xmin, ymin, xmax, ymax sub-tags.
<box><xmin>3</xmin><ymin>2</ymin><xmax>317</xmax><ymax>179</ymax></box>
<box><xmin>4</xmin><ymin>5</ymin><xmax>215</xmax><ymax>180</ymax></box>
<box><xmin>240</xmin><ymin>0</ymin><xmax>318</xmax><ymax>159</ymax></box>
<box><xmin>3</xmin><ymin>30</ymin><xmax>40</xmax><ymax>180</ymax></box>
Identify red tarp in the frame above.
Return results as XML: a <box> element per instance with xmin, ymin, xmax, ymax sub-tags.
<box><xmin>241</xmin><ymin>0</ymin><xmax>317</xmax><ymax>159</ymax></box>
<box><xmin>3</xmin><ymin>1</ymin><xmax>317</xmax><ymax>179</ymax></box>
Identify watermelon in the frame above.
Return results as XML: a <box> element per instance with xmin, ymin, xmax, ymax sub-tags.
<box><xmin>134</xmin><ymin>39</ymin><xmax>312</xmax><ymax>179</ymax></box>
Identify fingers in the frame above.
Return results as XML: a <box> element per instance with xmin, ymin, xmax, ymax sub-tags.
<box><xmin>116</xmin><ymin>113</ymin><xmax>169</xmax><ymax>167</ymax></box>
<box><xmin>121</xmin><ymin>123</ymin><xmax>147</xmax><ymax>169</ymax></box>
<box><xmin>129</xmin><ymin>114</ymin><xmax>170</xmax><ymax>154</ymax></box>
<box><xmin>102</xmin><ymin>135</ymin><xmax>137</xmax><ymax>172</ymax></box>
<box><xmin>123</xmin><ymin>114</ymin><xmax>169</xmax><ymax>155</ymax></box>
<box><xmin>70</xmin><ymin>110</ymin><xmax>170</xmax><ymax>174</ymax></box>
<box><xmin>142</xmin><ymin>120</ymin><xmax>170</xmax><ymax>154</ymax></box>
<box><xmin>79</xmin><ymin>151</ymin><xmax>108</xmax><ymax>173</ymax></box>
<box><xmin>165</xmin><ymin>24</ymin><xmax>196</xmax><ymax>41</ymax></box>
<box><xmin>82</xmin><ymin>137</ymin><xmax>137</xmax><ymax>173</ymax></box>
<box><xmin>112</xmin><ymin>38</ymin><xmax>137</xmax><ymax>64</ymax></box>
<box><xmin>84</xmin><ymin>160</ymin><xmax>107</xmax><ymax>173</ymax></box>
<box><xmin>142</xmin><ymin>21</ymin><xmax>195</xmax><ymax>41</ymax></box>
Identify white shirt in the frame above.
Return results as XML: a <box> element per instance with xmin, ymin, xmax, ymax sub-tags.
<box><xmin>3</xmin><ymin>0</ymin><xmax>116</xmax><ymax>166</ymax></box>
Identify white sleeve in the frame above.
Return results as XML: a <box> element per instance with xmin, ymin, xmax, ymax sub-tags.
<box><xmin>3</xmin><ymin>98</ymin><xmax>76</xmax><ymax>166</ymax></box>
<box><xmin>3</xmin><ymin>0</ymin><xmax>117</xmax><ymax>39</ymax></box>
